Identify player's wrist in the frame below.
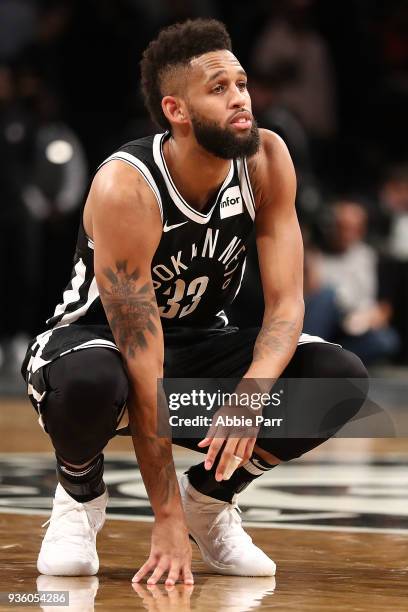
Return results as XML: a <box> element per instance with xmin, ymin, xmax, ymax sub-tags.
<box><xmin>153</xmin><ymin>505</ymin><xmax>187</xmax><ymax>523</ymax></box>
<box><xmin>237</xmin><ymin>376</ymin><xmax>275</xmax><ymax>395</ymax></box>
<box><xmin>242</xmin><ymin>365</ymin><xmax>280</xmax><ymax>382</ymax></box>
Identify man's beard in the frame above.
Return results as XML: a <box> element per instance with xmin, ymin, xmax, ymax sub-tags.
<box><xmin>190</xmin><ymin>111</ymin><xmax>260</xmax><ymax>160</ymax></box>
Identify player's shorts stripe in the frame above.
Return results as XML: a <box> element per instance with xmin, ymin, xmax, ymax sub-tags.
<box><xmin>59</xmin><ymin>339</ymin><xmax>119</xmax><ymax>356</ymax></box>
<box><xmin>297</xmin><ymin>333</ymin><xmax>341</xmax><ymax>347</ymax></box>
<box><xmin>54</xmin><ymin>276</ymin><xmax>99</xmax><ymax>327</ymax></box>
<box><xmin>48</xmin><ymin>258</ymin><xmax>87</xmax><ymax>324</ymax></box>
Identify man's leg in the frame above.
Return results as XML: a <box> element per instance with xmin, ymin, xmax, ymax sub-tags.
<box><xmin>186</xmin><ymin>342</ymin><xmax>368</xmax><ymax>500</ymax></box>
<box><xmin>172</xmin><ymin>331</ymin><xmax>368</xmax><ymax>576</ymax></box>
<box><xmin>42</xmin><ymin>348</ymin><xmax>128</xmax><ymax>501</ymax></box>
<box><xmin>35</xmin><ymin>348</ymin><xmax>128</xmax><ymax>576</ymax></box>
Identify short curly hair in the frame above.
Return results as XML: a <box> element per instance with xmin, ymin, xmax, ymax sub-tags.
<box><xmin>141</xmin><ymin>19</ymin><xmax>232</xmax><ymax>131</ymax></box>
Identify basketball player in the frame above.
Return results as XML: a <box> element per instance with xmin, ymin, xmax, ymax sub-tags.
<box><xmin>22</xmin><ymin>19</ymin><xmax>368</xmax><ymax>585</ymax></box>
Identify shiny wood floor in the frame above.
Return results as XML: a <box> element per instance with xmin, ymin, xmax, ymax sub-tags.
<box><xmin>1</xmin><ymin>512</ymin><xmax>408</xmax><ymax>611</ymax></box>
<box><xmin>1</xmin><ymin>399</ymin><xmax>407</xmax><ymax>611</ymax></box>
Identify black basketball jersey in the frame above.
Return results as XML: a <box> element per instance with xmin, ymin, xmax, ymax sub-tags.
<box><xmin>24</xmin><ymin>132</ymin><xmax>256</xmax><ymax>379</ymax></box>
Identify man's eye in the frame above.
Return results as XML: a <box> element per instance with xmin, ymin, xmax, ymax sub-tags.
<box><xmin>238</xmin><ymin>81</ymin><xmax>247</xmax><ymax>90</ymax></box>
<box><xmin>213</xmin><ymin>84</ymin><xmax>225</xmax><ymax>93</ymax></box>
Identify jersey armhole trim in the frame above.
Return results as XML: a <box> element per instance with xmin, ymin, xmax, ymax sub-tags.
<box><xmin>237</xmin><ymin>159</ymin><xmax>256</xmax><ymax>221</ymax></box>
<box><xmin>98</xmin><ymin>151</ymin><xmax>164</xmax><ymax>223</ymax></box>
<box><xmin>243</xmin><ymin>158</ymin><xmax>256</xmax><ymax>219</ymax></box>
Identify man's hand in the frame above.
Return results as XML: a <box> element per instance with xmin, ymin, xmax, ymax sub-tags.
<box><xmin>132</xmin><ymin>516</ymin><xmax>194</xmax><ymax>586</ymax></box>
<box><xmin>197</xmin><ymin>402</ymin><xmax>260</xmax><ymax>480</ymax></box>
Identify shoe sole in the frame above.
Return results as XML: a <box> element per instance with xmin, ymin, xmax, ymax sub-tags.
<box><xmin>37</xmin><ymin>551</ymin><xmax>99</xmax><ymax>576</ymax></box>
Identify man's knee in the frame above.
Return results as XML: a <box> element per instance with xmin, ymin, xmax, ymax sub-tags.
<box><xmin>314</xmin><ymin>346</ymin><xmax>369</xmax><ymax>432</ymax></box>
<box><xmin>332</xmin><ymin>347</ymin><xmax>368</xmax><ymax>381</ymax></box>
<box><xmin>42</xmin><ymin>349</ymin><xmax>128</xmax><ymax>462</ymax></box>
<box><xmin>47</xmin><ymin>349</ymin><xmax>127</xmax><ymax>417</ymax></box>
<box><xmin>253</xmin><ymin>345</ymin><xmax>370</xmax><ymax>463</ymax></box>
<box><xmin>305</xmin><ymin>343</ymin><xmax>368</xmax><ymax>381</ymax></box>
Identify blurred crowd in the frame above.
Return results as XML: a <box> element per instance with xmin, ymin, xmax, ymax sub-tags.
<box><xmin>0</xmin><ymin>0</ymin><xmax>407</xmax><ymax>372</ymax></box>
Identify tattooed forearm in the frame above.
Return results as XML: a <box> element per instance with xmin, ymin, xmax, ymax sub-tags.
<box><xmin>99</xmin><ymin>260</ymin><xmax>159</xmax><ymax>358</ymax></box>
<box><xmin>134</xmin><ymin>434</ymin><xmax>178</xmax><ymax>508</ymax></box>
<box><xmin>253</xmin><ymin>315</ymin><xmax>301</xmax><ymax>362</ymax></box>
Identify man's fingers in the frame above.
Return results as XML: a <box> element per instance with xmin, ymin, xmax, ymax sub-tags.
<box><xmin>197</xmin><ymin>437</ymin><xmax>211</xmax><ymax>448</ymax></box>
<box><xmin>238</xmin><ymin>437</ymin><xmax>257</xmax><ymax>467</ymax></box>
<box><xmin>216</xmin><ymin>437</ymin><xmax>240</xmax><ymax>481</ymax></box>
<box><xmin>182</xmin><ymin>565</ymin><xmax>194</xmax><ymax>585</ymax></box>
<box><xmin>205</xmin><ymin>437</ymin><xmax>225</xmax><ymax>470</ymax></box>
<box><xmin>132</xmin><ymin>558</ymin><xmax>156</xmax><ymax>582</ymax></box>
<box><xmin>165</xmin><ymin>562</ymin><xmax>181</xmax><ymax>586</ymax></box>
<box><xmin>235</xmin><ymin>438</ymin><xmax>250</xmax><ymax>467</ymax></box>
<box><xmin>146</xmin><ymin>562</ymin><xmax>167</xmax><ymax>585</ymax></box>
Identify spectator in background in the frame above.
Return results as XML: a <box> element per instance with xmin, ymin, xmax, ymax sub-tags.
<box><xmin>250</xmin><ymin>0</ymin><xmax>337</xmax><ymax>142</ymax></box>
<box><xmin>303</xmin><ymin>200</ymin><xmax>399</xmax><ymax>364</ymax></box>
<box><xmin>377</xmin><ymin>164</ymin><xmax>408</xmax><ymax>362</ymax></box>
<box><xmin>380</xmin><ymin>164</ymin><xmax>408</xmax><ymax>261</ymax></box>
<box><xmin>0</xmin><ymin>66</ymin><xmax>87</xmax><ymax>373</ymax></box>
<box><xmin>257</xmin><ymin>98</ymin><xmax>322</xmax><ymax>225</ymax></box>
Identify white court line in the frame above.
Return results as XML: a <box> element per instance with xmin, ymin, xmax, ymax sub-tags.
<box><xmin>1</xmin><ymin>451</ymin><xmax>408</xmax><ymax>464</ymax></box>
<box><xmin>1</xmin><ymin>506</ymin><xmax>407</xmax><ymax>536</ymax></box>
<box><xmin>1</xmin><ymin>453</ymin><xmax>407</xmax><ymax>535</ymax></box>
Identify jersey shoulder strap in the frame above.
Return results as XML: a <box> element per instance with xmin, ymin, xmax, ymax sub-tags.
<box><xmin>98</xmin><ymin>133</ymin><xmax>166</xmax><ymax>222</ymax></box>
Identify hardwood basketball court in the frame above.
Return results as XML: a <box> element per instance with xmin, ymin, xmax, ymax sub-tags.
<box><xmin>0</xmin><ymin>398</ymin><xmax>407</xmax><ymax>611</ymax></box>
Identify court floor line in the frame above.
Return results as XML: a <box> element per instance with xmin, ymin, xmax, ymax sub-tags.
<box><xmin>1</xmin><ymin>507</ymin><xmax>408</xmax><ymax>536</ymax></box>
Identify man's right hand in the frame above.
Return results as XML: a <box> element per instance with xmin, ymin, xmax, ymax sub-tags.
<box><xmin>132</xmin><ymin>516</ymin><xmax>194</xmax><ymax>586</ymax></box>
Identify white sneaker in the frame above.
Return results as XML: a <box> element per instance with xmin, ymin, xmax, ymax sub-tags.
<box><xmin>37</xmin><ymin>484</ymin><xmax>108</xmax><ymax>576</ymax></box>
<box><xmin>179</xmin><ymin>474</ymin><xmax>276</xmax><ymax>576</ymax></box>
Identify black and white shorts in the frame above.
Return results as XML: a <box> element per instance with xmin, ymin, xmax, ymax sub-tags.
<box><xmin>22</xmin><ymin>322</ymin><xmax>335</xmax><ymax>433</ymax></box>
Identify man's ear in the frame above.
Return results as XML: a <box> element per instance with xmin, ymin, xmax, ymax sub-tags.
<box><xmin>162</xmin><ymin>96</ymin><xmax>189</xmax><ymax>127</ymax></box>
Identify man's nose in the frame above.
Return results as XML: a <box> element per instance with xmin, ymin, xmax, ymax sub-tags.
<box><xmin>230</xmin><ymin>86</ymin><xmax>248</xmax><ymax>108</ymax></box>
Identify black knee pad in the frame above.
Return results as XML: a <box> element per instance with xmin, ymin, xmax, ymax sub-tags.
<box><xmin>317</xmin><ymin>346</ymin><xmax>369</xmax><ymax>429</ymax></box>
<box><xmin>294</xmin><ymin>344</ymin><xmax>369</xmax><ymax>425</ymax></box>
<box><xmin>295</xmin><ymin>343</ymin><xmax>369</xmax><ymax>380</ymax></box>
<box><xmin>42</xmin><ymin>348</ymin><xmax>128</xmax><ymax>464</ymax></box>
<box><xmin>256</xmin><ymin>344</ymin><xmax>369</xmax><ymax>462</ymax></box>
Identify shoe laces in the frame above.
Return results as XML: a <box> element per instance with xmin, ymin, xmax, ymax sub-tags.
<box><xmin>42</xmin><ymin>499</ymin><xmax>102</xmax><ymax>547</ymax></box>
<box><xmin>200</xmin><ymin>499</ymin><xmax>252</xmax><ymax>546</ymax></box>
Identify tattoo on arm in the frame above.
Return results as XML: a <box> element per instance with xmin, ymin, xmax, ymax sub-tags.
<box><xmin>253</xmin><ymin>316</ymin><xmax>300</xmax><ymax>362</ymax></box>
<box><xmin>135</xmin><ymin>434</ymin><xmax>178</xmax><ymax>507</ymax></box>
<box><xmin>100</xmin><ymin>260</ymin><xmax>159</xmax><ymax>358</ymax></box>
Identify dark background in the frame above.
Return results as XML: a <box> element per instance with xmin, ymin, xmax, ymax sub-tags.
<box><xmin>1</xmin><ymin>0</ymin><xmax>407</xmax><ymax>378</ymax></box>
